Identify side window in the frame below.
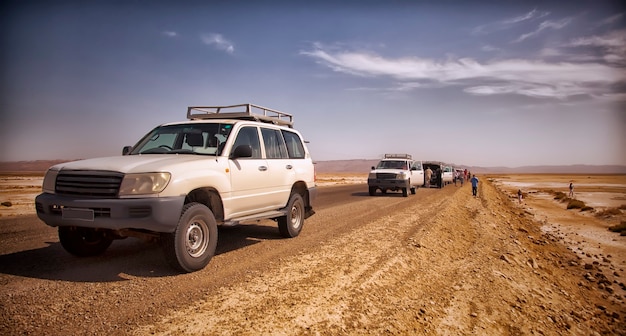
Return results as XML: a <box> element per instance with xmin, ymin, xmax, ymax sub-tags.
<box><xmin>232</xmin><ymin>126</ymin><xmax>261</xmax><ymax>158</ymax></box>
<box><xmin>261</xmin><ymin>128</ymin><xmax>288</xmax><ymax>159</ymax></box>
<box><xmin>413</xmin><ymin>162</ymin><xmax>422</xmax><ymax>170</ymax></box>
<box><xmin>282</xmin><ymin>130</ymin><xmax>305</xmax><ymax>159</ymax></box>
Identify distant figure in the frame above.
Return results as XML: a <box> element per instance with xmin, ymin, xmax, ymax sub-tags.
<box><xmin>425</xmin><ymin>167</ymin><xmax>433</xmax><ymax>188</ymax></box>
<box><xmin>453</xmin><ymin>171</ymin><xmax>458</xmax><ymax>186</ymax></box>
<box><xmin>569</xmin><ymin>182</ymin><xmax>574</xmax><ymax>198</ymax></box>
<box><xmin>463</xmin><ymin>169</ymin><xmax>468</xmax><ymax>181</ymax></box>
<box><xmin>470</xmin><ymin>175</ymin><xmax>479</xmax><ymax>197</ymax></box>
<box><xmin>517</xmin><ymin>189</ymin><xmax>523</xmax><ymax>203</ymax></box>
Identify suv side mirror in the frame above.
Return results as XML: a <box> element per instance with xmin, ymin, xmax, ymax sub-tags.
<box><xmin>371</xmin><ymin>166</ymin><xmax>375</xmax><ymax>170</ymax></box>
<box><xmin>231</xmin><ymin>145</ymin><xmax>252</xmax><ymax>159</ymax></box>
<box><xmin>122</xmin><ymin>146</ymin><xmax>133</xmax><ymax>155</ymax></box>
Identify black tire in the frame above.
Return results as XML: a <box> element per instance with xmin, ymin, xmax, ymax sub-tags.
<box><xmin>278</xmin><ymin>193</ymin><xmax>305</xmax><ymax>238</ymax></box>
<box><xmin>411</xmin><ymin>187</ymin><xmax>416</xmax><ymax>194</ymax></box>
<box><xmin>402</xmin><ymin>187</ymin><xmax>408</xmax><ymax>197</ymax></box>
<box><xmin>381</xmin><ymin>189</ymin><xmax>387</xmax><ymax>194</ymax></box>
<box><xmin>368</xmin><ymin>186</ymin><xmax>376</xmax><ymax>196</ymax></box>
<box><xmin>58</xmin><ymin>226</ymin><xmax>113</xmax><ymax>257</ymax></box>
<box><xmin>161</xmin><ymin>202</ymin><xmax>218</xmax><ymax>273</ymax></box>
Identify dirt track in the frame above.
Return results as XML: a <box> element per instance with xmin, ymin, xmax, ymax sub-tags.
<box><xmin>1</xmin><ymin>180</ymin><xmax>625</xmax><ymax>335</ymax></box>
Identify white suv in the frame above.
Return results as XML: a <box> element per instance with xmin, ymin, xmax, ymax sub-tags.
<box><xmin>36</xmin><ymin>104</ymin><xmax>317</xmax><ymax>272</ymax></box>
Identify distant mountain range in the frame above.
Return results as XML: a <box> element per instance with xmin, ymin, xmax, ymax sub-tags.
<box><xmin>315</xmin><ymin>160</ymin><xmax>626</xmax><ymax>174</ymax></box>
<box><xmin>1</xmin><ymin>159</ymin><xmax>625</xmax><ymax>174</ymax></box>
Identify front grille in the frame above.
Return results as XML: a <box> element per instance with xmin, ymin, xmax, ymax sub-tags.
<box><xmin>55</xmin><ymin>171</ymin><xmax>124</xmax><ymax>198</ymax></box>
<box><xmin>376</xmin><ymin>173</ymin><xmax>397</xmax><ymax>180</ymax></box>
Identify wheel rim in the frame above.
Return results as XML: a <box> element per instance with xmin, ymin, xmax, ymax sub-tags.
<box><xmin>290</xmin><ymin>201</ymin><xmax>303</xmax><ymax>230</ymax></box>
<box><xmin>186</xmin><ymin>218</ymin><xmax>209</xmax><ymax>258</ymax></box>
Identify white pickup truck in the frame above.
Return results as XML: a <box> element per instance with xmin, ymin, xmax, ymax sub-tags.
<box><xmin>36</xmin><ymin>104</ymin><xmax>317</xmax><ymax>272</ymax></box>
<box><xmin>367</xmin><ymin>154</ymin><xmax>424</xmax><ymax>197</ymax></box>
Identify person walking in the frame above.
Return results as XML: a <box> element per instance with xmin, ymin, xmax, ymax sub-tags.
<box><xmin>517</xmin><ymin>189</ymin><xmax>523</xmax><ymax>203</ymax></box>
<box><xmin>425</xmin><ymin>167</ymin><xmax>433</xmax><ymax>188</ymax></box>
<box><xmin>470</xmin><ymin>174</ymin><xmax>479</xmax><ymax>197</ymax></box>
<box><xmin>568</xmin><ymin>182</ymin><xmax>574</xmax><ymax>198</ymax></box>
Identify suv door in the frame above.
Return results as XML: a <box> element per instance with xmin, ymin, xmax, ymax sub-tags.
<box><xmin>260</xmin><ymin>127</ymin><xmax>295</xmax><ymax>208</ymax></box>
<box><xmin>228</xmin><ymin>126</ymin><xmax>275</xmax><ymax>216</ymax></box>
<box><xmin>411</xmin><ymin>161</ymin><xmax>424</xmax><ymax>187</ymax></box>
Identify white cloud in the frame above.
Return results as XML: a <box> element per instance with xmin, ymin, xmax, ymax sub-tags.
<box><xmin>567</xmin><ymin>29</ymin><xmax>626</xmax><ymax>65</ymax></box>
<box><xmin>599</xmin><ymin>13</ymin><xmax>624</xmax><ymax>26</ymax></box>
<box><xmin>513</xmin><ymin>18</ymin><xmax>572</xmax><ymax>43</ymax></box>
<box><xmin>481</xmin><ymin>45</ymin><xmax>500</xmax><ymax>52</ymax></box>
<box><xmin>301</xmin><ymin>44</ymin><xmax>624</xmax><ymax>100</ymax></box>
<box><xmin>163</xmin><ymin>31</ymin><xmax>178</xmax><ymax>37</ymax></box>
<box><xmin>472</xmin><ymin>9</ymin><xmax>550</xmax><ymax>35</ymax></box>
<box><xmin>503</xmin><ymin>8</ymin><xmax>550</xmax><ymax>24</ymax></box>
<box><xmin>201</xmin><ymin>33</ymin><xmax>235</xmax><ymax>54</ymax></box>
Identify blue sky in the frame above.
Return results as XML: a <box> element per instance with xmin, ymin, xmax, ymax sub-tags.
<box><xmin>2</xmin><ymin>0</ymin><xmax>625</xmax><ymax>167</ymax></box>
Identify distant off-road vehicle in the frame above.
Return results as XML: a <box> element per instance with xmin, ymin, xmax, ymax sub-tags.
<box><xmin>423</xmin><ymin>161</ymin><xmax>453</xmax><ymax>188</ymax></box>
<box><xmin>367</xmin><ymin>154</ymin><xmax>424</xmax><ymax>197</ymax></box>
<box><xmin>36</xmin><ymin>104</ymin><xmax>317</xmax><ymax>272</ymax></box>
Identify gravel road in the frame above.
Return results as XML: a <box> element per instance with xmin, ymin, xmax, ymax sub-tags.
<box><xmin>1</xmin><ymin>181</ymin><xmax>624</xmax><ymax>335</ymax></box>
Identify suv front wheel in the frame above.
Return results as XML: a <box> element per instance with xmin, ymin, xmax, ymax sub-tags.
<box><xmin>278</xmin><ymin>192</ymin><xmax>305</xmax><ymax>238</ymax></box>
<box><xmin>162</xmin><ymin>202</ymin><xmax>218</xmax><ymax>273</ymax></box>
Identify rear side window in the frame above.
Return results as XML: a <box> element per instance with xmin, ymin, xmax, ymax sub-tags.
<box><xmin>282</xmin><ymin>130</ymin><xmax>306</xmax><ymax>159</ymax></box>
<box><xmin>261</xmin><ymin>128</ymin><xmax>289</xmax><ymax>159</ymax></box>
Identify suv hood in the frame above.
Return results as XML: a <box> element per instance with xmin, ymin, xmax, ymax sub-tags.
<box><xmin>50</xmin><ymin>155</ymin><xmax>218</xmax><ymax>173</ymax></box>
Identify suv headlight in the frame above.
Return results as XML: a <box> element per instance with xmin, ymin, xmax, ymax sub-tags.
<box><xmin>119</xmin><ymin>172</ymin><xmax>171</xmax><ymax>196</ymax></box>
<box><xmin>398</xmin><ymin>172</ymin><xmax>408</xmax><ymax>179</ymax></box>
<box><xmin>42</xmin><ymin>168</ymin><xmax>59</xmax><ymax>193</ymax></box>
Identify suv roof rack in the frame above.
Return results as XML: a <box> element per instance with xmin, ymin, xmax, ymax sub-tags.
<box><xmin>384</xmin><ymin>154</ymin><xmax>412</xmax><ymax>160</ymax></box>
<box><xmin>187</xmin><ymin>104</ymin><xmax>293</xmax><ymax>127</ymax></box>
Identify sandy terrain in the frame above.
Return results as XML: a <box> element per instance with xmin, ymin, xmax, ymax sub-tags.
<box><xmin>0</xmin><ymin>173</ymin><xmax>625</xmax><ymax>335</ymax></box>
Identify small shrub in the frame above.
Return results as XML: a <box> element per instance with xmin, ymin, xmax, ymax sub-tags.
<box><xmin>554</xmin><ymin>191</ymin><xmax>567</xmax><ymax>201</ymax></box>
<box><xmin>581</xmin><ymin>206</ymin><xmax>594</xmax><ymax>212</ymax></box>
<box><xmin>567</xmin><ymin>199</ymin><xmax>586</xmax><ymax>209</ymax></box>
<box><xmin>597</xmin><ymin>208</ymin><xmax>622</xmax><ymax>217</ymax></box>
<box><xmin>609</xmin><ymin>221</ymin><xmax>626</xmax><ymax>234</ymax></box>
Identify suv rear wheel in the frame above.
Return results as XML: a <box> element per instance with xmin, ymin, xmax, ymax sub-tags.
<box><xmin>162</xmin><ymin>202</ymin><xmax>218</xmax><ymax>273</ymax></box>
<box><xmin>278</xmin><ymin>192</ymin><xmax>304</xmax><ymax>238</ymax></box>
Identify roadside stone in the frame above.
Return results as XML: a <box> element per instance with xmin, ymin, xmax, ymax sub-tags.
<box><xmin>585</xmin><ymin>273</ymin><xmax>597</xmax><ymax>282</ymax></box>
<box><xmin>1</xmin><ymin>201</ymin><xmax>12</xmax><ymax>207</ymax></box>
<box><xmin>500</xmin><ymin>255</ymin><xmax>512</xmax><ymax>264</ymax></box>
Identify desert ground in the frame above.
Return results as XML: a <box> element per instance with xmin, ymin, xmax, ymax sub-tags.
<box><xmin>0</xmin><ymin>172</ymin><xmax>625</xmax><ymax>335</ymax></box>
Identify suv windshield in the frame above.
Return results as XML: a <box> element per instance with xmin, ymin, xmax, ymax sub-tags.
<box><xmin>376</xmin><ymin>160</ymin><xmax>409</xmax><ymax>170</ymax></box>
<box><xmin>129</xmin><ymin>123</ymin><xmax>234</xmax><ymax>155</ymax></box>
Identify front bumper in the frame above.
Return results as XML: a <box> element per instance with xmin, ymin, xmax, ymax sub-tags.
<box><xmin>35</xmin><ymin>193</ymin><xmax>185</xmax><ymax>233</ymax></box>
<box><xmin>367</xmin><ymin>178</ymin><xmax>410</xmax><ymax>189</ymax></box>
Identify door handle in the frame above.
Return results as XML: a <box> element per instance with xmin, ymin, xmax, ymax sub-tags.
<box><xmin>258</xmin><ymin>166</ymin><xmax>268</xmax><ymax>171</ymax></box>
<box><xmin>286</xmin><ymin>165</ymin><xmax>293</xmax><ymax>169</ymax></box>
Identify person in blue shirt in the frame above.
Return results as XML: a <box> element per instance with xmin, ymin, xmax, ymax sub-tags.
<box><xmin>470</xmin><ymin>175</ymin><xmax>479</xmax><ymax>197</ymax></box>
